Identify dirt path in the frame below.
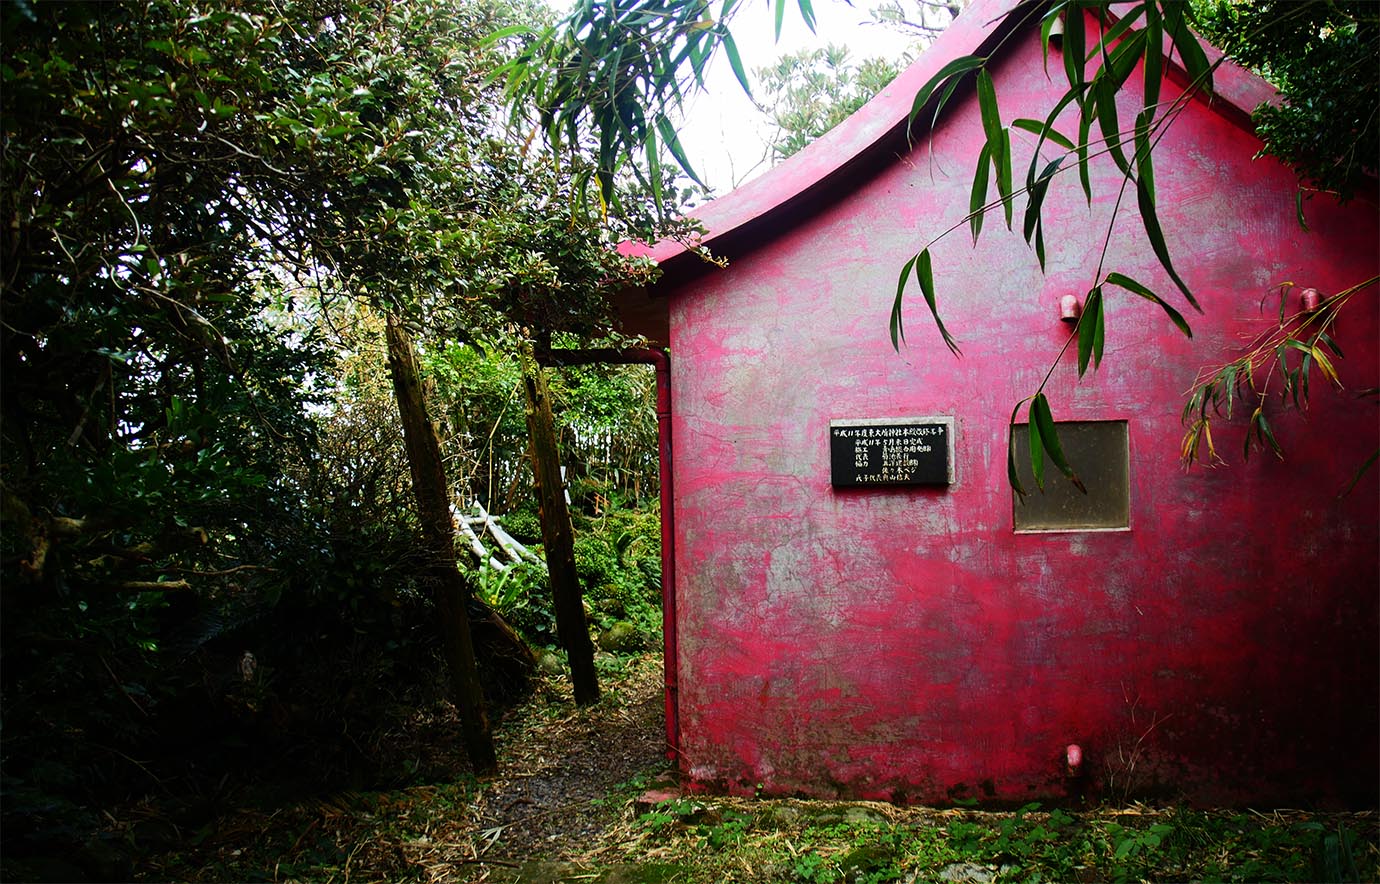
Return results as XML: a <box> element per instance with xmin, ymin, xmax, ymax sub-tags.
<box><xmin>465</xmin><ymin>655</ymin><xmax>670</xmax><ymax>865</ymax></box>
<box><xmin>128</xmin><ymin>653</ymin><xmax>669</xmax><ymax>882</ymax></box>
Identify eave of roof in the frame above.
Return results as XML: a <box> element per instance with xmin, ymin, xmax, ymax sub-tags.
<box><xmin>623</xmin><ymin>0</ymin><xmax>1277</xmax><ymax>279</ymax></box>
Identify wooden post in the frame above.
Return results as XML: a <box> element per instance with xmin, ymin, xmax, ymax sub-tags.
<box><xmin>384</xmin><ymin>315</ymin><xmax>498</xmax><ymax>773</ymax></box>
<box><xmin>518</xmin><ymin>336</ymin><xmax>599</xmax><ymax>705</ymax></box>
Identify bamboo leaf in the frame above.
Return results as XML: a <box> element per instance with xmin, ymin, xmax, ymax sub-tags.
<box><xmin>1024</xmin><ymin>155</ymin><xmax>1064</xmax><ymax>245</ymax></box>
<box><xmin>607</xmin><ymin>44</ymin><xmax>625</xmax><ymax>108</ymax></box>
<box><xmin>970</xmin><ymin>142</ymin><xmax>991</xmax><ymax>244</ymax></box>
<box><xmin>796</xmin><ymin>0</ymin><xmax>816</xmax><ymax>33</ymax></box>
<box><xmin>1094</xmin><ymin>76</ymin><xmax>1131</xmax><ymax>176</ymax></box>
<box><xmin>976</xmin><ymin>70</ymin><xmax>1008</xmax><ymax>231</ymax></box>
<box><xmin>1164</xmin><ymin>1</ymin><xmax>1213</xmax><ymax>93</ymax></box>
<box><xmin>1012</xmin><ymin>117</ymin><xmax>1076</xmax><ymax>153</ymax></box>
<box><xmin>1180</xmin><ymin>419</ymin><xmax>1199</xmax><ymax>463</ymax></box>
<box><xmin>1142</xmin><ymin>1</ymin><xmax>1163</xmax><ymax>116</ymax></box>
<box><xmin>1317</xmin><ymin>331</ymin><xmax>1344</xmax><ymax>358</ymax></box>
<box><xmin>1339</xmin><ymin>447</ymin><xmax>1378</xmax><ymax>497</ymax></box>
<box><xmin>1040</xmin><ymin>2</ymin><xmax>1068</xmax><ymax>73</ymax></box>
<box><xmin>479</xmin><ymin>24</ymin><xmax>535</xmax><ymax>46</ymax></box>
<box><xmin>686</xmin><ymin>36</ymin><xmax>709</xmax><ymax>84</ymax></box>
<box><xmin>977</xmin><ymin>68</ymin><xmax>1003</xmax><ymax>147</ymax></box>
<box><xmin>646</xmin><ymin>123</ymin><xmax>663</xmax><ymax>216</ymax></box>
<box><xmin>1076</xmin><ymin>107</ymin><xmax>1093</xmax><ymax>203</ymax></box>
<box><xmin>1256</xmin><ymin>408</ymin><xmax>1283</xmax><ymax>458</ymax></box>
<box><xmin>1008</xmin><ymin>400</ymin><xmax>1030</xmax><ymax>499</ymax></box>
<box><xmin>1077</xmin><ymin>286</ymin><xmax>1103</xmax><ymax>375</ymax></box>
<box><xmin>1062</xmin><ymin>3</ymin><xmax>1086</xmax><ymax>94</ymax></box>
<box><xmin>774</xmin><ymin>0</ymin><xmax>786</xmax><ymax>40</ymax></box>
<box><xmin>1032</xmin><ymin>393</ymin><xmax>1085</xmax><ymax>491</ymax></box>
<box><xmin>1295</xmin><ymin>190</ymin><xmax>1310</xmax><ymax>231</ymax></box>
<box><xmin>1311</xmin><ymin>345</ymin><xmax>1340</xmax><ymax>385</ymax></box>
<box><xmin>1134</xmin><ymin>108</ymin><xmax>1154</xmax><ymax>202</ymax></box>
<box><xmin>998</xmin><ymin>128</ymin><xmax>1013</xmax><ymax>230</ymax></box>
<box><xmin>1106</xmin><ymin>25</ymin><xmax>1147</xmax><ymax>88</ymax></box>
<box><xmin>907</xmin><ymin>55</ymin><xmax>987</xmax><ymax>135</ymax></box>
<box><xmin>1029</xmin><ymin>406</ymin><xmax>1046</xmax><ymax>490</ymax></box>
<box><xmin>1093</xmin><ymin>4</ymin><xmax>1146</xmax><ymax>57</ymax></box>
<box><xmin>657</xmin><ymin>115</ymin><xmax>704</xmax><ymax>185</ymax></box>
<box><xmin>931</xmin><ymin>77</ymin><xmax>962</xmax><ymax>134</ymax></box>
<box><xmin>1104</xmin><ymin>271</ymin><xmax>1192</xmax><ymax>337</ymax></box>
<box><xmin>1094</xmin><ymin>291</ymin><xmax>1105</xmax><ymax>366</ymax></box>
<box><xmin>917</xmin><ymin>248</ymin><xmax>961</xmax><ymax>355</ymax></box>
<box><xmin>1136</xmin><ymin>177</ymin><xmax>1200</xmax><ymax>311</ymax></box>
<box><xmin>891</xmin><ymin>253</ymin><xmax>917</xmax><ymax>350</ymax></box>
<box><xmin>721</xmin><ymin>30</ymin><xmax>752</xmax><ymax>97</ymax></box>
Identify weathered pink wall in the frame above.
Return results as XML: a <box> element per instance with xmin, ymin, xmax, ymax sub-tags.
<box><xmin>661</xmin><ymin>28</ymin><xmax>1379</xmax><ymax>806</ymax></box>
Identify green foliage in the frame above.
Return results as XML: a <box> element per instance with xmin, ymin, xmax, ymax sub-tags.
<box><xmin>474</xmin><ymin>559</ymin><xmax>558</xmax><ymax>644</ymax></box>
<box><xmin>0</xmin><ymin>0</ymin><xmax>668</xmax><ymax>865</ymax></box>
<box><xmin>1194</xmin><ymin>0</ymin><xmax>1378</xmax><ymax>203</ymax></box>
<box><xmin>1181</xmin><ymin>277</ymin><xmax>1378</xmax><ymax>477</ymax></box>
<box><xmin>891</xmin><ymin>0</ymin><xmax>1375</xmax><ymax>489</ymax></box>
<box><xmin>756</xmin><ymin>46</ymin><xmax>905</xmax><ymax>161</ymax></box>
<box><xmin>573</xmin><ymin>506</ymin><xmax>664</xmax><ymax>639</ymax></box>
<box><xmin>555</xmin><ymin>360</ymin><xmax>661</xmax><ymax>512</ymax></box>
<box><xmin>622</xmin><ymin>801</ymin><xmax>1380</xmax><ymax>884</ymax></box>
<box><xmin>489</xmin><ymin>0</ymin><xmax>736</xmax><ymax>214</ymax></box>
<box><xmin>508</xmin><ymin>0</ymin><xmax>1377</xmax><ymax>493</ymax></box>
<box><xmin>791</xmin><ymin>850</ymin><xmax>835</xmax><ymax>882</ymax></box>
<box><xmin>423</xmin><ymin>337</ymin><xmax>661</xmax><ymax>515</ymax></box>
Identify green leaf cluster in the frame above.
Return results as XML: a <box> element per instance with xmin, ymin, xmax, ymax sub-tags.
<box><xmin>756</xmin><ymin>45</ymin><xmax>906</xmax><ymax>162</ymax></box>
<box><xmin>892</xmin><ymin>2</ymin><xmax>1226</xmax><ymax>493</ymax></box>
<box><xmin>0</xmin><ymin>0</ymin><xmax>673</xmax><ymax>859</ymax></box>
<box><xmin>1195</xmin><ymin>0</ymin><xmax>1378</xmax><ymax>204</ymax></box>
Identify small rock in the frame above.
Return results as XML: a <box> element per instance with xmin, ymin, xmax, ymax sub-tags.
<box><xmin>594</xmin><ymin>596</ymin><xmax>626</xmax><ymax>618</ymax></box>
<box><xmin>537</xmin><ymin>650</ymin><xmax>565</xmax><ymax>675</ymax></box>
<box><xmin>634</xmin><ymin>787</ymin><xmax>682</xmax><ymax>815</ymax></box>
<box><xmin>840</xmin><ymin>843</ymin><xmax>895</xmax><ymax>879</ymax></box>
<box><xmin>597</xmin><ymin>621</ymin><xmax>643</xmax><ymax>653</ymax></box>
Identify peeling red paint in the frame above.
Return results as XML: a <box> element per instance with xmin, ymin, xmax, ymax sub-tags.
<box><xmin>631</xmin><ymin>0</ymin><xmax>1379</xmax><ymax>806</ymax></box>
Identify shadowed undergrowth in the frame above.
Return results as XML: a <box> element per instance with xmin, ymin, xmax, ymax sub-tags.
<box><xmin>40</xmin><ymin>652</ymin><xmax>1373</xmax><ymax>884</ymax></box>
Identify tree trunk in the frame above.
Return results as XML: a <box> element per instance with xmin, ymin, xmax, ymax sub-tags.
<box><xmin>384</xmin><ymin>314</ymin><xmax>497</xmax><ymax>773</ymax></box>
<box><xmin>518</xmin><ymin>337</ymin><xmax>599</xmax><ymax>705</ymax></box>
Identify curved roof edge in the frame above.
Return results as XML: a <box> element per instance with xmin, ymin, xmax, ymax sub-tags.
<box><xmin>621</xmin><ymin>0</ymin><xmax>1277</xmax><ymax>274</ymax></box>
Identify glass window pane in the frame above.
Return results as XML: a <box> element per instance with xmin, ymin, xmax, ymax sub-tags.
<box><xmin>1011</xmin><ymin>420</ymin><xmax>1129</xmax><ymax>531</ymax></box>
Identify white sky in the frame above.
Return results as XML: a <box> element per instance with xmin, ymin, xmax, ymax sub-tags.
<box><xmin>674</xmin><ymin>1</ymin><xmax>920</xmax><ymax>195</ymax></box>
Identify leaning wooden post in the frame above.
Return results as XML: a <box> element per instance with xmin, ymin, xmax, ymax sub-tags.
<box><xmin>518</xmin><ymin>336</ymin><xmax>599</xmax><ymax>705</ymax></box>
<box><xmin>384</xmin><ymin>314</ymin><xmax>498</xmax><ymax>772</ymax></box>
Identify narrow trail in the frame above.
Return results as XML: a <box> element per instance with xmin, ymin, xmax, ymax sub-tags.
<box><xmin>130</xmin><ymin>654</ymin><xmax>670</xmax><ymax>883</ymax></box>
<box><xmin>465</xmin><ymin>656</ymin><xmax>670</xmax><ymax>865</ymax></box>
<box><xmin>130</xmin><ymin>652</ymin><xmax>1380</xmax><ymax>883</ymax></box>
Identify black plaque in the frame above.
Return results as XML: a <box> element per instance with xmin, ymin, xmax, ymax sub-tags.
<box><xmin>830</xmin><ymin>417</ymin><xmax>954</xmax><ymax>487</ymax></box>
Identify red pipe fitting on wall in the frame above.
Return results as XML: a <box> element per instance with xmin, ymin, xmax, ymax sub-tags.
<box><xmin>1066</xmin><ymin>743</ymin><xmax>1083</xmax><ymax>775</ymax></box>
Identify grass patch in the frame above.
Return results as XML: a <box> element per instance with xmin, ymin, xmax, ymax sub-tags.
<box><xmin>620</xmin><ymin>798</ymin><xmax>1379</xmax><ymax>883</ymax></box>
